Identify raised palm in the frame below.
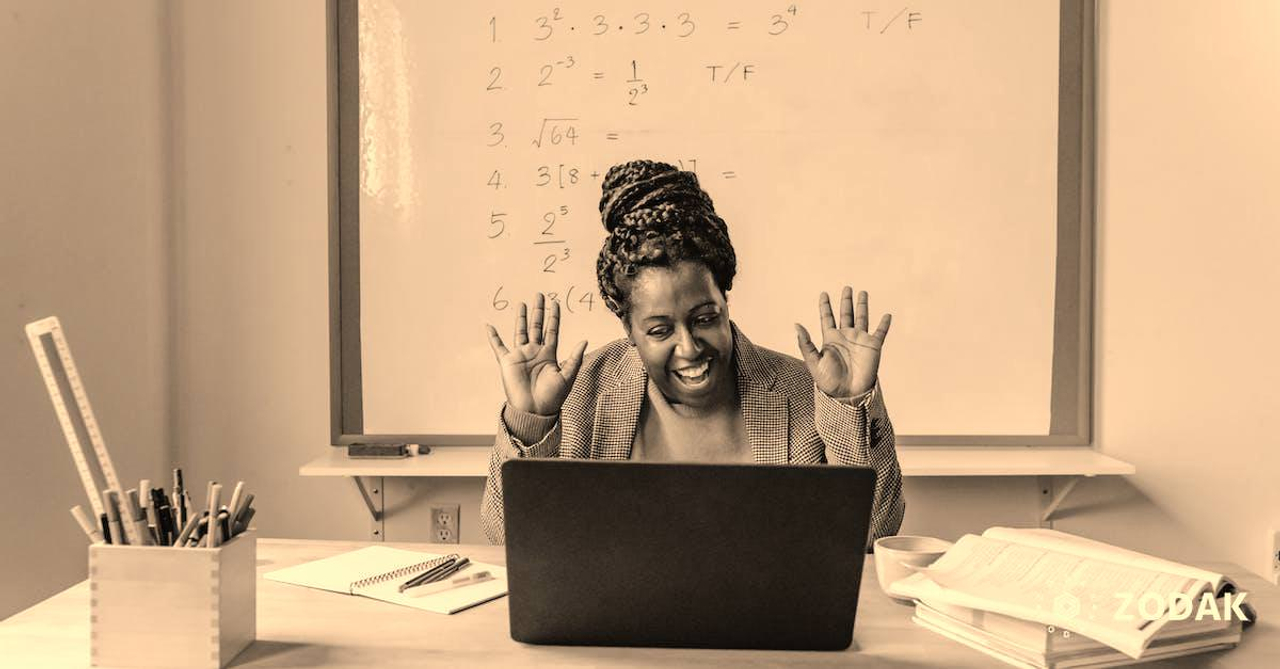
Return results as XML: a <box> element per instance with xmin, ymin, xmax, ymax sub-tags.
<box><xmin>486</xmin><ymin>293</ymin><xmax>588</xmax><ymax>416</ymax></box>
<box><xmin>795</xmin><ymin>287</ymin><xmax>891</xmax><ymax>398</ymax></box>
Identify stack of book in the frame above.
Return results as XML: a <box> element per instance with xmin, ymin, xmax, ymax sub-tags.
<box><xmin>890</xmin><ymin>528</ymin><xmax>1251</xmax><ymax>668</ymax></box>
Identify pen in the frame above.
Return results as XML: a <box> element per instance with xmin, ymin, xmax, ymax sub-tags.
<box><xmin>99</xmin><ymin>512</ymin><xmax>112</xmax><ymax>545</ymax></box>
<box><xmin>427</xmin><ymin>557</ymin><xmax>471</xmax><ymax>584</ymax></box>
<box><xmin>398</xmin><ymin>555</ymin><xmax>458</xmax><ymax>593</ymax></box>
<box><xmin>405</xmin><ymin>571</ymin><xmax>495</xmax><ymax>598</ymax></box>
<box><xmin>152</xmin><ymin>488</ymin><xmax>175</xmax><ymax>545</ymax></box>
<box><xmin>140</xmin><ymin>482</ymin><xmax>159</xmax><ymax>543</ymax></box>
<box><xmin>70</xmin><ymin>505</ymin><xmax>104</xmax><ymax>544</ymax></box>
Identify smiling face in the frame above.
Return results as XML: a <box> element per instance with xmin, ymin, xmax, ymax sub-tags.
<box><xmin>623</xmin><ymin>261</ymin><xmax>735</xmax><ymax>408</ymax></box>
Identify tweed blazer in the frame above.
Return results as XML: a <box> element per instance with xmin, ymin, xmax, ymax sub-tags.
<box><xmin>480</xmin><ymin>323</ymin><xmax>905</xmax><ymax>547</ymax></box>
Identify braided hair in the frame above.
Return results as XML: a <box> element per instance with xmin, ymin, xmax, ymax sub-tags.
<box><xmin>595</xmin><ymin>160</ymin><xmax>737</xmax><ymax>319</ymax></box>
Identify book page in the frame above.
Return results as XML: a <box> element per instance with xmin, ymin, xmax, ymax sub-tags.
<box><xmin>911</xmin><ymin>534</ymin><xmax>1212</xmax><ymax>658</ymax></box>
<box><xmin>982</xmin><ymin>527</ymin><xmax>1224</xmax><ymax>589</ymax></box>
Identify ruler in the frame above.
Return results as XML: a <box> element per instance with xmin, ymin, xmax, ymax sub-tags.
<box><xmin>25</xmin><ymin>316</ymin><xmax>139</xmax><ymax>544</ymax></box>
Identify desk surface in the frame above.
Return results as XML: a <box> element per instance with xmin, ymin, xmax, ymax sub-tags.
<box><xmin>1</xmin><ymin>539</ymin><xmax>1274</xmax><ymax>668</ymax></box>
<box><xmin>300</xmin><ymin>446</ymin><xmax>1137</xmax><ymax>478</ymax></box>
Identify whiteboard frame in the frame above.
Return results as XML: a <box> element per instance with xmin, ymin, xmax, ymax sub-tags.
<box><xmin>327</xmin><ymin>0</ymin><xmax>1096</xmax><ymax>448</ymax></box>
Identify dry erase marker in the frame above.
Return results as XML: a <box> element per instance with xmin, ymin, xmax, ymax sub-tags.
<box><xmin>226</xmin><ymin>481</ymin><xmax>245</xmax><ymax>531</ymax></box>
<box><xmin>233</xmin><ymin>492</ymin><xmax>254</xmax><ymax>526</ymax></box>
<box><xmin>125</xmin><ymin>489</ymin><xmax>155</xmax><ymax>546</ymax></box>
<box><xmin>407</xmin><ymin>570</ymin><xmax>494</xmax><ymax>597</ymax></box>
<box><xmin>217</xmin><ymin>508</ymin><xmax>231</xmax><ymax>542</ymax></box>
<box><xmin>70</xmin><ymin>505</ymin><xmax>104</xmax><ymax>544</ymax></box>
<box><xmin>233</xmin><ymin>506</ymin><xmax>255</xmax><ymax>535</ymax></box>
<box><xmin>172</xmin><ymin>512</ymin><xmax>199</xmax><ymax>547</ymax></box>
<box><xmin>207</xmin><ymin>483</ymin><xmax>223</xmax><ymax>547</ymax></box>
<box><xmin>102</xmin><ymin>490</ymin><xmax>125</xmax><ymax>545</ymax></box>
<box><xmin>99</xmin><ymin>513</ymin><xmax>111</xmax><ymax>545</ymax></box>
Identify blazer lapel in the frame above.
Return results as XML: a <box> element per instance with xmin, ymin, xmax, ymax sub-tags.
<box><xmin>591</xmin><ymin>345</ymin><xmax>646</xmax><ymax>460</ymax></box>
<box><xmin>733</xmin><ymin>325</ymin><xmax>791</xmax><ymax>464</ymax></box>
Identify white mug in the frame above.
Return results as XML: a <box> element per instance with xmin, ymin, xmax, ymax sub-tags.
<box><xmin>873</xmin><ymin>535</ymin><xmax>954</xmax><ymax>603</ymax></box>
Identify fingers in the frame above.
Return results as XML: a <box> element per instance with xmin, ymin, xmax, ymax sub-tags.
<box><xmin>840</xmin><ymin>286</ymin><xmax>855</xmax><ymax>329</ymax></box>
<box><xmin>856</xmin><ymin>290</ymin><xmax>869</xmax><ymax>332</ymax></box>
<box><xmin>872</xmin><ymin>313</ymin><xmax>892</xmax><ymax>341</ymax></box>
<box><xmin>559</xmin><ymin>340</ymin><xmax>589</xmax><ymax>383</ymax></box>
<box><xmin>514</xmin><ymin>302</ymin><xmax>529</xmax><ymax>346</ymax></box>
<box><xmin>795</xmin><ymin>323</ymin><xmax>821</xmax><ymax>369</ymax></box>
<box><xmin>529</xmin><ymin>293</ymin><xmax>545</xmax><ymax>345</ymax></box>
<box><xmin>485</xmin><ymin>324</ymin><xmax>509</xmax><ymax>360</ymax></box>
<box><xmin>818</xmin><ymin>292</ymin><xmax>837</xmax><ymax>331</ymax></box>
<box><xmin>544</xmin><ymin>298</ymin><xmax>561</xmax><ymax>352</ymax></box>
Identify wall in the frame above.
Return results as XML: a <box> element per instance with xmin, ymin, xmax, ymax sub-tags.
<box><xmin>1094</xmin><ymin>0</ymin><xmax>1280</xmax><ymax>580</ymax></box>
<box><xmin>0</xmin><ymin>0</ymin><xmax>171</xmax><ymax>619</ymax></box>
<box><xmin>168</xmin><ymin>0</ymin><xmax>1230</xmax><ymax>573</ymax></box>
<box><xmin>17</xmin><ymin>0</ymin><xmax>1268</xmax><ymax>626</ymax></box>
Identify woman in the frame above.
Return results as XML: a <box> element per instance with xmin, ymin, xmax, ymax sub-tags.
<box><xmin>481</xmin><ymin>159</ymin><xmax>904</xmax><ymax>545</ymax></box>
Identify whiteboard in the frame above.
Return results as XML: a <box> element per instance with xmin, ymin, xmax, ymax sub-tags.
<box><xmin>332</xmin><ymin>0</ymin><xmax>1094</xmax><ymax>445</ymax></box>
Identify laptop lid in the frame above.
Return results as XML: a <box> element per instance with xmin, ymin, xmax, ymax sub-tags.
<box><xmin>501</xmin><ymin>459</ymin><xmax>877</xmax><ymax>650</ymax></box>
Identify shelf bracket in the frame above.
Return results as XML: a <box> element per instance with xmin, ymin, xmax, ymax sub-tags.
<box><xmin>1038</xmin><ymin>475</ymin><xmax>1083</xmax><ymax>526</ymax></box>
<box><xmin>351</xmin><ymin>476</ymin><xmax>386</xmax><ymax>540</ymax></box>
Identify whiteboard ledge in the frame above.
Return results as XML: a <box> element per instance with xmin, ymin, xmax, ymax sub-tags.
<box><xmin>299</xmin><ymin>446</ymin><xmax>1133</xmax><ymax>478</ymax></box>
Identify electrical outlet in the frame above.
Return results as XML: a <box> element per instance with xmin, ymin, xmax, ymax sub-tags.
<box><xmin>430</xmin><ymin>504</ymin><xmax>460</xmax><ymax>544</ymax></box>
<box><xmin>1271</xmin><ymin>529</ymin><xmax>1280</xmax><ymax>586</ymax></box>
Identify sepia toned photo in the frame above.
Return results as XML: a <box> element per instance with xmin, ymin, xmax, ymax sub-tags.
<box><xmin>2</xmin><ymin>0</ymin><xmax>1276</xmax><ymax>666</ymax></box>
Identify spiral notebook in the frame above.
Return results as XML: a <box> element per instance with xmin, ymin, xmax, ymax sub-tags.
<box><xmin>264</xmin><ymin>545</ymin><xmax>507</xmax><ymax>614</ymax></box>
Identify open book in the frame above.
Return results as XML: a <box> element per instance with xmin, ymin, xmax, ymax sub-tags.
<box><xmin>889</xmin><ymin>527</ymin><xmax>1251</xmax><ymax>660</ymax></box>
<box><xmin>264</xmin><ymin>546</ymin><xmax>508</xmax><ymax>614</ymax></box>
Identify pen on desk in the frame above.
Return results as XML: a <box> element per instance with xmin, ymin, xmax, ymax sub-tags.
<box><xmin>207</xmin><ymin>482</ymin><xmax>222</xmax><ymax>547</ymax></box>
<box><xmin>103</xmin><ymin>490</ymin><xmax>124</xmax><ymax>545</ymax></box>
<box><xmin>405</xmin><ymin>571</ymin><xmax>495</xmax><ymax>598</ymax></box>
<box><xmin>70</xmin><ymin>505</ymin><xmax>104</xmax><ymax>544</ymax></box>
<box><xmin>428</xmin><ymin>557</ymin><xmax>471</xmax><ymax>584</ymax></box>
<box><xmin>398</xmin><ymin>555</ymin><xmax>459</xmax><ymax>593</ymax></box>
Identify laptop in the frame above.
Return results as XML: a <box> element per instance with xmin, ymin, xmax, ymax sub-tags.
<box><xmin>501</xmin><ymin>459</ymin><xmax>877</xmax><ymax>651</ymax></box>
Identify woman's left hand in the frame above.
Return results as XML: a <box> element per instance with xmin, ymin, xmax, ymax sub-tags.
<box><xmin>795</xmin><ymin>287</ymin><xmax>892</xmax><ymax>398</ymax></box>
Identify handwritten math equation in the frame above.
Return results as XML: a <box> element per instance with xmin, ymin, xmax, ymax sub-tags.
<box><xmin>477</xmin><ymin>5</ymin><xmax>922</xmax><ymax>312</ymax></box>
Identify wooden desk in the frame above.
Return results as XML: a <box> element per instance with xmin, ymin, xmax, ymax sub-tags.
<box><xmin>1</xmin><ymin>539</ymin><xmax>1275</xmax><ymax>667</ymax></box>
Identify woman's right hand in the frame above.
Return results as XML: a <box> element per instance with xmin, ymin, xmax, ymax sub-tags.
<box><xmin>485</xmin><ymin>293</ymin><xmax>588</xmax><ymax>416</ymax></box>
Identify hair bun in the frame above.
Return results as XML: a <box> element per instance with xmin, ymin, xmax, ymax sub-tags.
<box><xmin>598</xmin><ymin>160</ymin><xmax>710</xmax><ymax>233</ymax></box>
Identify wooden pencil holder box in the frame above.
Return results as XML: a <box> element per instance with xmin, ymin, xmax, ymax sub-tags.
<box><xmin>89</xmin><ymin>530</ymin><xmax>256</xmax><ymax>668</ymax></box>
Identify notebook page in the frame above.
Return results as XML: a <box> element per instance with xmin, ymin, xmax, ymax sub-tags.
<box><xmin>354</xmin><ymin>563</ymin><xmax>509</xmax><ymax>614</ymax></box>
<box><xmin>264</xmin><ymin>546</ymin><xmax>445</xmax><ymax>594</ymax></box>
